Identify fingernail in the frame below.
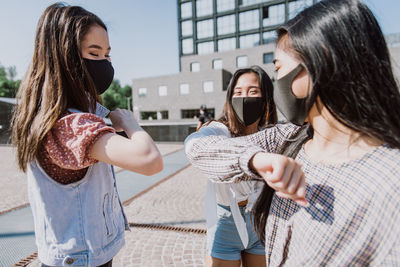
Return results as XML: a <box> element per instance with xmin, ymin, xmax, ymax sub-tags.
<box><xmin>297</xmin><ymin>199</ymin><xmax>309</xmax><ymax>207</ymax></box>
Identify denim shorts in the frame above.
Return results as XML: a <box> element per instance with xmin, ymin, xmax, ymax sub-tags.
<box><xmin>206</xmin><ymin>203</ymin><xmax>265</xmax><ymax>261</ymax></box>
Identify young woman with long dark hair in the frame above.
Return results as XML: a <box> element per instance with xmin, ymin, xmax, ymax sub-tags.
<box><xmin>186</xmin><ymin>66</ymin><xmax>278</xmax><ymax>267</ymax></box>
<box><xmin>185</xmin><ymin>0</ymin><xmax>400</xmax><ymax>265</ymax></box>
<box><xmin>12</xmin><ymin>3</ymin><xmax>162</xmax><ymax>266</ymax></box>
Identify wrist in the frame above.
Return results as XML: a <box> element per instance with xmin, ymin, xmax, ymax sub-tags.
<box><xmin>250</xmin><ymin>152</ymin><xmax>262</xmax><ymax>175</ymax></box>
<box><xmin>239</xmin><ymin>147</ymin><xmax>265</xmax><ymax>179</ymax></box>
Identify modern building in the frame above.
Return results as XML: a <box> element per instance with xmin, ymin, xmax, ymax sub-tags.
<box><xmin>132</xmin><ymin>0</ymin><xmax>319</xmax><ymax>125</ymax></box>
<box><xmin>132</xmin><ymin>0</ymin><xmax>400</xmax><ymax>133</ymax></box>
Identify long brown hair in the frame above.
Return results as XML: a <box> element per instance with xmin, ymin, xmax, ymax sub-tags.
<box><xmin>218</xmin><ymin>66</ymin><xmax>277</xmax><ymax>137</ymax></box>
<box><xmin>11</xmin><ymin>3</ymin><xmax>107</xmax><ymax>171</ymax></box>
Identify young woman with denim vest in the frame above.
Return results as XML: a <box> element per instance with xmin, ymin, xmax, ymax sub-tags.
<box><xmin>186</xmin><ymin>0</ymin><xmax>400</xmax><ymax>265</ymax></box>
<box><xmin>186</xmin><ymin>66</ymin><xmax>280</xmax><ymax>267</ymax></box>
<box><xmin>11</xmin><ymin>3</ymin><xmax>163</xmax><ymax>266</ymax></box>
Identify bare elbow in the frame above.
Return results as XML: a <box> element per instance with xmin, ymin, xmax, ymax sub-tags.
<box><xmin>142</xmin><ymin>151</ymin><xmax>163</xmax><ymax>176</ymax></box>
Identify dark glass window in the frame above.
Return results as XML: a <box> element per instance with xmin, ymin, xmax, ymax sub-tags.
<box><xmin>159</xmin><ymin>111</ymin><xmax>169</xmax><ymax>120</ymax></box>
<box><xmin>141</xmin><ymin>111</ymin><xmax>157</xmax><ymax>120</ymax></box>
<box><xmin>263</xmin><ymin>52</ymin><xmax>274</xmax><ymax>64</ymax></box>
<box><xmin>181</xmin><ymin>108</ymin><xmax>215</xmax><ymax>119</ymax></box>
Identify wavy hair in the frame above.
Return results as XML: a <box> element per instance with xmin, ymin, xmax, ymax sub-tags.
<box><xmin>11</xmin><ymin>3</ymin><xmax>107</xmax><ymax>171</ymax></box>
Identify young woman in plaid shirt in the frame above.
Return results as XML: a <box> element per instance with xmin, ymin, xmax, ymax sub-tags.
<box><xmin>185</xmin><ymin>0</ymin><xmax>400</xmax><ymax>265</ymax></box>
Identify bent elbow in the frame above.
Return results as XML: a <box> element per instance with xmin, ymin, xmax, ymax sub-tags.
<box><xmin>142</xmin><ymin>151</ymin><xmax>163</xmax><ymax>176</ymax></box>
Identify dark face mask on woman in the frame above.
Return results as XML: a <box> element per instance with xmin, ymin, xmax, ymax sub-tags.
<box><xmin>231</xmin><ymin>97</ymin><xmax>265</xmax><ymax>126</ymax></box>
<box><xmin>274</xmin><ymin>64</ymin><xmax>308</xmax><ymax>125</ymax></box>
<box><xmin>84</xmin><ymin>58</ymin><xmax>114</xmax><ymax>95</ymax></box>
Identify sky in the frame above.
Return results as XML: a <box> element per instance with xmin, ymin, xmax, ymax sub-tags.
<box><xmin>0</xmin><ymin>0</ymin><xmax>399</xmax><ymax>87</ymax></box>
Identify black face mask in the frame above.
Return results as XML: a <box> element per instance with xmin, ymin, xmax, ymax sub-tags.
<box><xmin>231</xmin><ymin>97</ymin><xmax>265</xmax><ymax>126</ymax></box>
<box><xmin>84</xmin><ymin>58</ymin><xmax>114</xmax><ymax>95</ymax></box>
<box><xmin>274</xmin><ymin>64</ymin><xmax>308</xmax><ymax>125</ymax></box>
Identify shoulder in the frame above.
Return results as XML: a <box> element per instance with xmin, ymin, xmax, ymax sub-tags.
<box><xmin>43</xmin><ymin>112</ymin><xmax>115</xmax><ymax>170</ymax></box>
<box><xmin>370</xmin><ymin>145</ymin><xmax>400</xmax><ymax>188</ymax></box>
<box><xmin>260</xmin><ymin>122</ymin><xmax>302</xmax><ymax>143</ymax></box>
<box><xmin>56</xmin><ymin>112</ymin><xmax>107</xmax><ymax>126</ymax></box>
<box><xmin>273</xmin><ymin>123</ymin><xmax>302</xmax><ymax>137</ymax></box>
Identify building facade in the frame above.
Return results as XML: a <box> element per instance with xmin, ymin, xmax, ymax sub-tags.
<box><xmin>133</xmin><ymin>0</ymin><xmax>318</xmax><ymax>123</ymax></box>
<box><xmin>132</xmin><ymin>0</ymin><xmax>400</xmax><ymax>125</ymax></box>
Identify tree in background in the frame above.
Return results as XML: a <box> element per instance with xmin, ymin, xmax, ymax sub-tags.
<box><xmin>0</xmin><ymin>63</ymin><xmax>132</xmax><ymax>109</ymax></box>
<box><xmin>0</xmin><ymin>64</ymin><xmax>20</xmax><ymax>98</ymax></box>
<box><xmin>102</xmin><ymin>79</ymin><xmax>132</xmax><ymax>111</ymax></box>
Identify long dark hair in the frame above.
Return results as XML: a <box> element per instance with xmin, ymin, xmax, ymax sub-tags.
<box><xmin>253</xmin><ymin>0</ymin><xmax>400</xmax><ymax>244</ymax></box>
<box><xmin>218</xmin><ymin>65</ymin><xmax>277</xmax><ymax>136</ymax></box>
<box><xmin>11</xmin><ymin>3</ymin><xmax>107</xmax><ymax>171</ymax></box>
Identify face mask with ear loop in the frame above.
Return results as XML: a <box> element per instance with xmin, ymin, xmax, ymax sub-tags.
<box><xmin>274</xmin><ymin>64</ymin><xmax>309</xmax><ymax>126</ymax></box>
<box><xmin>231</xmin><ymin>97</ymin><xmax>265</xmax><ymax>126</ymax></box>
<box><xmin>84</xmin><ymin>58</ymin><xmax>114</xmax><ymax>95</ymax></box>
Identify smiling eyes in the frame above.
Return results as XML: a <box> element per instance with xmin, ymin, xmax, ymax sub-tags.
<box><xmin>233</xmin><ymin>88</ymin><xmax>261</xmax><ymax>96</ymax></box>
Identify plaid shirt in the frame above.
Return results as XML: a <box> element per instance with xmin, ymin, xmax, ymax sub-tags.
<box><xmin>185</xmin><ymin>123</ymin><xmax>400</xmax><ymax>266</ymax></box>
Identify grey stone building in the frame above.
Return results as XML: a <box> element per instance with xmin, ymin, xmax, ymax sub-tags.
<box><xmin>133</xmin><ymin>0</ymin><xmax>400</xmax><ymax>135</ymax></box>
<box><xmin>132</xmin><ymin>0</ymin><xmax>320</xmax><ymax>124</ymax></box>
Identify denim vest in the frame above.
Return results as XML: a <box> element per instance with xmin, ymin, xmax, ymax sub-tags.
<box><xmin>27</xmin><ymin>104</ymin><xmax>129</xmax><ymax>266</ymax></box>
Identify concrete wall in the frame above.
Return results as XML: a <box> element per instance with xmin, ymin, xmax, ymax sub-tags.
<box><xmin>132</xmin><ymin>41</ymin><xmax>400</xmax><ymax>123</ymax></box>
<box><xmin>132</xmin><ymin>69</ymin><xmax>231</xmax><ymax>122</ymax></box>
<box><xmin>180</xmin><ymin>43</ymin><xmax>276</xmax><ymax>77</ymax></box>
<box><xmin>132</xmin><ymin>43</ymin><xmax>278</xmax><ymax>123</ymax></box>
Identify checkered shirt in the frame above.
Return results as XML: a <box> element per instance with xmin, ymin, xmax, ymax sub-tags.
<box><xmin>185</xmin><ymin>123</ymin><xmax>400</xmax><ymax>266</ymax></box>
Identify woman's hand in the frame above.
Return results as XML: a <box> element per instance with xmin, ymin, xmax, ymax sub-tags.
<box><xmin>90</xmin><ymin>108</ymin><xmax>163</xmax><ymax>176</ymax></box>
<box><xmin>109</xmin><ymin>108</ymin><xmax>141</xmax><ymax>135</ymax></box>
<box><xmin>250</xmin><ymin>152</ymin><xmax>308</xmax><ymax>207</ymax></box>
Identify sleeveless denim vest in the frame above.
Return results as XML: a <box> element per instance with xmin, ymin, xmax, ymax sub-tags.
<box><xmin>27</xmin><ymin>104</ymin><xmax>129</xmax><ymax>266</ymax></box>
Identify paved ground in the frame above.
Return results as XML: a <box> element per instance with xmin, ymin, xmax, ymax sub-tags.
<box><xmin>1</xmin><ymin>142</ymin><xmax>212</xmax><ymax>266</ymax></box>
<box><xmin>123</xmin><ymin>166</ymin><xmax>207</xmax><ymax>229</ymax></box>
<box><xmin>113</xmin><ymin>228</ymin><xmax>206</xmax><ymax>267</ymax></box>
<box><xmin>0</xmin><ymin>143</ymin><xmax>184</xmax><ymax>214</ymax></box>
<box><xmin>26</xmin><ymin>165</ymin><xmax>208</xmax><ymax>267</ymax></box>
<box><xmin>0</xmin><ymin>146</ymin><xmax>28</xmax><ymax>214</ymax></box>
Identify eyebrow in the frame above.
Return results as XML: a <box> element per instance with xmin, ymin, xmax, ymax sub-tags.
<box><xmin>234</xmin><ymin>86</ymin><xmax>260</xmax><ymax>89</ymax></box>
<box><xmin>88</xmin><ymin>44</ymin><xmax>111</xmax><ymax>50</ymax></box>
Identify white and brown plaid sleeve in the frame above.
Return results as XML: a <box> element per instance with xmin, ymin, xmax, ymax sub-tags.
<box><xmin>184</xmin><ymin>123</ymin><xmax>300</xmax><ymax>183</ymax></box>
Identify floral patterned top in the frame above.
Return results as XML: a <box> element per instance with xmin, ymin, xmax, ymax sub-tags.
<box><xmin>38</xmin><ymin>112</ymin><xmax>115</xmax><ymax>184</ymax></box>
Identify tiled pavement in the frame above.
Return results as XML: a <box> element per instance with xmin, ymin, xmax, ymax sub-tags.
<box><xmin>2</xmin><ymin>143</ymin><xmax>211</xmax><ymax>267</ymax></box>
<box><xmin>26</xmin><ymin>166</ymin><xmax>208</xmax><ymax>267</ymax></box>
<box><xmin>0</xmin><ymin>143</ymin><xmax>184</xmax><ymax>214</ymax></box>
<box><xmin>0</xmin><ymin>146</ymin><xmax>29</xmax><ymax>214</ymax></box>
